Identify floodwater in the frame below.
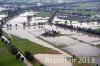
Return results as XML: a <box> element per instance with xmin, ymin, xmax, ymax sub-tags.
<box><xmin>3</xmin><ymin>11</ymin><xmax>100</xmax><ymax>65</ymax></box>
<box><xmin>41</xmin><ymin>25</ymin><xmax>100</xmax><ymax>65</ymax></box>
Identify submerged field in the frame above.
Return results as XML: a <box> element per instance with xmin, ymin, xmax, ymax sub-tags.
<box><xmin>2</xmin><ymin>11</ymin><xmax>100</xmax><ymax>66</ymax></box>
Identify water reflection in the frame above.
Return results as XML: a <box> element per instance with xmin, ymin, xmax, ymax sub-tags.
<box><xmin>42</xmin><ymin>25</ymin><xmax>100</xmax><ymax>65</ymax></box>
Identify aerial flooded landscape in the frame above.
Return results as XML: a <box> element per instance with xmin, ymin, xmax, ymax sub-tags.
<box><xmin>0</xmin><ymin>0</ymin><xmax>100</xmax><ymax>66</ymax></box>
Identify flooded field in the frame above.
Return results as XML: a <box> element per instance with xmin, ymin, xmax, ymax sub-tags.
<box><xmin>3</xmin><ymin>11</ymin><xmax>100</xmax><ymax>65</ymax></box>
<box><xmin>40</xmin><ymin>25</ymin><xmax>100</xmax><ymax>65</ymax></box>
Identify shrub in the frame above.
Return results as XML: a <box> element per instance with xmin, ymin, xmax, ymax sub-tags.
<box><xmin>0</xmin><ymin>28</ymin><xmax>3</xmax><ymax>33</ymax></box>
<box><xmin>73</xmin><ymin>55</ymin><xmax>76</xmax><ymax>58</ymax></box>
<box><xmin>40</xmin><ymin>64</ymin><xmax>44</xmax><ymax>66</ymax></box>
<box><xmin>24</xmin><ymin>51</ymin><xmax>34</xmax><ymax>62</ymax></box>
<box><xmin>10</xmin><ymin>45</ymin><xmax>18</xmax><ymax>54</ymax></box>
<box><xmin>8</xmin><ymin>38</ymin><xmax>11</xmax><ymax>41</ymax></box>
<box><xmin>0</xmin><ymin>33</ymin><xmax>3</xmax><ymax>37</ymax></box>
<box><xmin>1</xmin><ymin>38</ymin><xmax>5</xmax><ymax>42</ymax></box>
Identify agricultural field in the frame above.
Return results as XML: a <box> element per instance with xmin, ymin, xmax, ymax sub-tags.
<box><xmin>35</xmin><ymin>11</ymin><xmax>52</xmax><ymax>17</ymax></box>
<box><xmin>11</xmin><ymin>35</ymin><xmax>52</xmax><ymax>54</ymax></box>
<box><xmin>2</xmin><ymin>10</ymin><xmax>100</xmax><ymax>66</ymax></box>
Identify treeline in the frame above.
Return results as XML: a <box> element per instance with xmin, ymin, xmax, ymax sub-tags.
<box><xmin>48</xmin><ymin>10</ymin><xmax>57</xmax><ymax>24</ymax></box>
<box><xmin>55</xmin><ymin>24</ymin><xmax>100</xmax><ymax>35</ymax></box>
<box><xmin>0</xmin><ymin>29</ymin><xmax>44</xmax><ymax>66</ymax></box>
<box><xmin>0</xmin><ymin>8</ymin><xmax>25</xmax><ymax>26</ymax></box>
<box><xmin>0</xmin><ymin>29</ymin><xmax>35</xmax><ymax>63</ymax></box>
<box><xmin>0</xmin><ymin>29</ymin><xmax>24</xmax><ymax>62</ymax></box>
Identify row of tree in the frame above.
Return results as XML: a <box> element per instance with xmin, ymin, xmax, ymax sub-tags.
<box><xmin>0</xmin><ymin>29</ymin><xmax>44</xmax><ymax>66</ymax></box>
<box><xmin>0</xmin><ymin>29</ymin><xmax>34</xmax><ymax>62</ymax></box>
<box><xmin>0</xmin><ymin>30</ymin><xmax>25</xmax><ymax>62</ymax></box>
<box><xmin>0</xmin><ymin>8</ymin><xmax>25</xmax><ymax>26</ymax></box>
<box><xmin>55</xmin><ymin>24</ymin><xmax>100</xmax><ymax>35</ymax></box>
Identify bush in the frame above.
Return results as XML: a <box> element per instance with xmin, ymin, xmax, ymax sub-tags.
<box><xmin>8</xmin><ymin>38</ymin><xmax>11</xmax><ymax>41</ymax></box>
<box><xmin>0</xmin><ymin>28</ymin><xmax>2</xmax><ymax>33</ymax></box>
<box><xmin>0</xmin><ymin>33</ymin><xmax>3</xmax><ymax>37</ymax></box>
<box><xmin>10</xmin><ymin>45</ymin><xmax>18</xmax><ymax>54</ymax></box>
<box><xmin>24</xmin><ymin>51</ymin><xmax>34</xmax><ymax>62</ymax></box>
<box><xmin>40</xmin><ymin>64</ymin><xmax>44</xmax><ymax>66</ymax></box>
<box><xmin>73</xmin><ymin>55</ymin><xmax>76</xmax><ymax>58</ymax></box>
<box><xmin>1</xmin><ymin>38</ymin><xmax>5</xmax><ymax>42</ymax></box>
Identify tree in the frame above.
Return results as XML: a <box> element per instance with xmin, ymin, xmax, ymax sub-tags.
<box><xmin>73</xmin><ymin>55</ymin><xmax>76</xmax><ymax>58</ymax></box>
<box><xmin>1</xmin><ymin>38</ymin><xmax>5</xmax><ymax>42</ymax></box>
<box><xmin>8</xmin><ymin>38</ymin><xmax>11</xmax><ymax>41</ymax></box>
<box><xmin>10</xmin><ymin>45</ymin><xmax>18</xmax><ymax>54</ymax></box>
<box><xmin>24</xmin><ymin>51</ymin><xmax>34</xmax><ymax>62</ymax></box>
<box><xmin>27</xmin><ymin>16</ymin><xmax>32</xmax><ymax>27</ymax></box>
<box><xmin>92</xmin><ymin>19</ymin><xmax>95</xmax><ymax>25</ymax></box>
<box><xmin>0</xmin><ymin>28</ymin><xmax>2</xmax><ymax>33</ymax></box>
<box><xmin>0</xmin><ymin>33</ymin><xmax>3</xmax><ymax>37</ymax></box>
<box><xmin>23</xmin><ymin>22</ymin><xmax>26</xmax><ymax>29</ymax></box>
<box><xmin>40</xmin><ymin>64</ymin><xmax>44</xmax><ymax>66</ymax></box>
<box><xmin>65</xmin><ymin>21</ymin><xmax>67</xmax><ymax>25</ymax></box>
<box><xmin>80</xmin><ymin>20</ymin><xmax>83</xmax><ymax>26</ymax></box>
<box><xmin>86</xmin><ymin>19</ymin><xmax>89</xmax><ymax>25</ymax></box>
<box><xmin>70</xmin><ymin>20</ymin><xmax>72</xmax><ymax>25</ymax></box>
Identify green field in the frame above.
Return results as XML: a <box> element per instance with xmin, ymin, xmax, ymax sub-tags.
<box><xmin>60</xmin><ymin>9</ymin><xmax>97</xmax><ymax>16</ymax></box>
<box><xmin>35</xmin><ymin>11</ymin><xmax>52</xmax><ymax>17</ymax></box>
<box><xmin>11</xmin><ymin>35</ymin><xmax>53</xmax><ymax>66</ymax></box>
<box><xmin>11</xmin><ymin>35</ymin><xmax>52</xmax><ymax>54</ymax></box>
<box><xmin>0</xmin><ymin>38</ymin><xmax>23</xmax><ymax>66</ymax></box>
<box><xmin>3</xmin><ymin>31</ymin><xmax>53</xmax><ymax>66</ymax></box>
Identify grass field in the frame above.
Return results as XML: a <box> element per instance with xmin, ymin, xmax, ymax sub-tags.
<box><xmin>11</xmin><ymin>35</ymin><xmax>54</xmax><ymax>66</ymax></box>
<box><xmin>11</xmin><ymin>35</ymin><xmax>52</xmax><ymax>54</ymax></box>
<box><xmin>2</xmin><ymin>31</ymin><xmax>54</xmax><ymax>66</ymax></box>
<box><xmin>3</xmin><ymin>32</ymin><xmax>96</xmax><ymax>66</ymax></box>
<box><xmin>60</xmin><ymin>9</ymin><xmax>97</xmax><ymax>16</ymax></box>
<box><xmin>0</xmin><ymin>38</ymin><xmax>23</xmax><ymax>66</ymax></box>
<box><xmin>35</xmin><ymin>11</ymin><xmax>52</xmax><ymax>17</ymax></box>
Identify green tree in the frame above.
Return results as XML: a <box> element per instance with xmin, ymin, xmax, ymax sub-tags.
<box><xmin>24</xmin><ymin>51</ymin><xmax>34</xmax><ymax>62</ymax></box>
